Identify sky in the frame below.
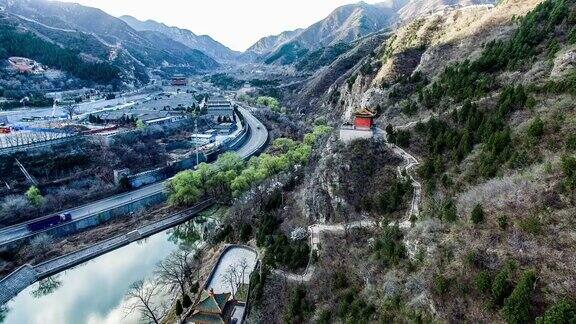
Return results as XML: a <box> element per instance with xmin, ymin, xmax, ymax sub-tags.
<box><xmin>60</xmin><ymin>0</ymin><xmax>381</xmax><ymax>52</ymax></box>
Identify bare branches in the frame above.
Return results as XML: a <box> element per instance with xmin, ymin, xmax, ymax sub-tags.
<box><xmin>124</xmin><ymin>280</ymin><xmax>168</xmax><ymax>324</ymax></box>
<box><xmin>63</xmin><ymin>103</ymin><xmax>77</xmax><ymax>119</ymax></box>
<box><xmin>156</xmin><ymin>249</ymin><xmax>193</xmax><ymax>297</ymax></box>
<box><xmin>222</xmin><ymin>264</ymin><xmax>239</xmax><ymax>298</ymax></box>
<box><xmin>221</xmin><ymin>257</ymin><xmax>250</xmax><ymax>299</ymax></box>
<box><xmin>155</xmin><ymin>247</ymin><xmax>201</xmax><ymax>301</ymax></box>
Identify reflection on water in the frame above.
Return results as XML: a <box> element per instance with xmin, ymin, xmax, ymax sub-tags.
<box><xmin>31</xmin><ymin>277</ymin><xmax>62</xmax><ymax>299</ymax></box>
<box><xmin>1</xmin><ymin>217</ymin><xmax>210</xmax><ymax>324</ymax></box>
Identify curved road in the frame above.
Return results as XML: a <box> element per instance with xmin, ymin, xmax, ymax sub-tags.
<box><xmin>0</xmin><ymin>106</ymin><xmax>268</xmax><ymax>245</ymax></box>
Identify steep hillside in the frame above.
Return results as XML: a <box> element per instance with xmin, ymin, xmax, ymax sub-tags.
<box><xmin>290</xmin><ymin>1</ymin><xmax>402</xmax><ymax>49</ymax></box>
<box><xmin>249</xmin><ymin>0</ymin><xmax>576</xmax><ymax>322</ymax></box>
<box><xmin>397</xmin><ymin>0</ymin><xmax>497</xmax><ymax>20</ymax></box>
<box><xmin>120</xmin><ymin>15</ymin><xmax>239</xmax><ymax>62</ymax></box>
<box><xmin>294</xmin><ymin>33</ymin><xmax>389</xmax><ymax>112</ymax></box>
<box><xmin>261</xmin><ymin>1</ymin><xmax>403</xmax><ymax>65</ymax></box>
<box><xmin>0</xmin><ymin>18</ymin><xmax>119</xmax><ymax>81</ymax></box>
<box><xmin>244</xmin><ymin>29</ymin><xmax>303</xmax><ymax>56</ymax></box>
<box><xmin>249</xmin><ymin>0</ymin><xmax>498</xmax><ymax>67</ymax></box>
<box><xmin>0</xmin><ymin>0</ymin><xmax>219</xmax><ymax>88</ymax></box>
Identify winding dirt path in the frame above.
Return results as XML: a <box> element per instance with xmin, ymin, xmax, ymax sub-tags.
<box><xmin>276</xmin><ymin>125</ymin><xmax>422</xmax><ymax>282</ymax></box>
<box><xmin>376</xmin><ymin>127</ymin><xmax>422</xmax><ymax>228</ymax></box>
<box><xmin>273</xmin><ymin>221</ymin><xmax>377</xmax><ymax>282</ymax></box>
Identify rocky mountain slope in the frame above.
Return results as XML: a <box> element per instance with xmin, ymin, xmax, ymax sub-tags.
<box><xmin>248</xmin><ymin>0</ymin><xmax>576</xmax><ymax>322</ymax></box>
<box><xmin>248</xmin><ymin>0</ymin><xmax>498</xmax><ymax>67</ymax></box>
<box><xmin>243</xmin><ymin>29</ymin><xmax>303</xmax><ymax>61</ymax></box>
<box><xmin>254</xmin><ymin>1</ymin><xmax>404</xmax><ymax>65</ymax></box>
<box><xmin>0</xmin><ymin>0</ymin><xmax>219</xmax><ymax>88</ymax></box>
<box><xmin>120</xmin><ymin>15</ymin><xmax>239</xmax><ymax>63</ymax></box>
<box><xmin>288</xmin><ymin>1</ymin><xmax>403</xmax><ymax>49</ymax></box>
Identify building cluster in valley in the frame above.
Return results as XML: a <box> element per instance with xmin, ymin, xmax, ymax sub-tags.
<box><xmin>0</xmin><ymin>74</ymin><xmax>238</xmax><ymax>151</ymax></box>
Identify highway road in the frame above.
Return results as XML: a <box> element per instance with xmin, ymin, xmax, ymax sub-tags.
<box><xmin>0</xmin><ymin>106</ymin><xmax>268</xmax><ymax>245</ymax></box>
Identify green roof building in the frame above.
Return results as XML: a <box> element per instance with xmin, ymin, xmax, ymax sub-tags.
<box><xmin>188</xmin><ymin>289</ymin><xmax>233</xmax><ymax>324</ymax></box>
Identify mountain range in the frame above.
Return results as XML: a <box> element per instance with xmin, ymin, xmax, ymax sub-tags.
<box><xmin>0</xmin><ymin>0</ymin><xmax>499</xmax><ymax>88</ymax></box>
<box><xmin>243</xmin><ymin>0</ymin><xmax>497</xmax><ymax>65</ymax></box>
<box><xmin>119</xmin><ymin>15</ymin><xmax>240</xmax><ymax>63</ymax></box>
<box><xmin>0</xmin><ymin>0</ymin><xmax>220</xmax><ymax>87</ymax></box>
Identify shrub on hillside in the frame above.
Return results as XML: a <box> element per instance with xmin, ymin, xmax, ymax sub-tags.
<box><xmin>502</xmin><ymin>270</ymin><xmax>537</xmax><ymax>324</ymax></box>
<box><xmin>537</xmin><ymin>299</ymin><xmax>576</xmax><ymax>324</ymax></box>
<box><xmin>492</xmin><ymin>261</ymin><xmax>517</xmax><ymax>305</ymax></box>
<box><xmin>475</xmin><ymin>271</ymin><xmax>492</xmax><ymax>294</ymax></box>
<box><xmin>471</xmin><ymin>204</ymin><xmax>485</xmax><ymax>224</ymax></box>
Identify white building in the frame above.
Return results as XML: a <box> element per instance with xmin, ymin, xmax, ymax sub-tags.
<box><xmin>204</xmin><ymin>96</ymin><xmax>235</xmax><ymax>123</ymax></box>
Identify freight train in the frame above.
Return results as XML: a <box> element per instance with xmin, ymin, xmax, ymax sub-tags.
<box><xmin>26</xmin><ymin>212</ymin><xmax>72</xmax><ymax>232</ymax></box>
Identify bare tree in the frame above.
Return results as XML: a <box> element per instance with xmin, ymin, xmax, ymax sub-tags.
<box><xmin>184</xmin><ymin>250</ymin><xmax>202</xmax><ymax>289</ymax></box>
<box><xmin>222</xmin><ymin>264</ymin><xmax>240</xmax><ymax>299</ymax></box>
<box><xmin>63</xmin><ymin>104</ymin><xmax>77</xmax><ymax>119</ymax></box>
<box><xmin>124</xmin><ymin>280</ymin><xmax>167</xmax><ymax>324</ymax></box>
<box><xmin>156</xmin><ymin>249</ymin><xmax>194</xmax><ymax>297</ymax></box>
<box><xmin>239</xmin><ymin>258</ymin><xmax>249</xmax><ymax>286</ymax></box>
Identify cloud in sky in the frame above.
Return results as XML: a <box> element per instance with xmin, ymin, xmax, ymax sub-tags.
<box><xmin>60</xmin><ymin>0</ymin><xmax>381</xmax><ymax>51</ymax></box>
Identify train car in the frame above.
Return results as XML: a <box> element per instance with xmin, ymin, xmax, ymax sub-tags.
<box><xmin>26</xmin><ymin>212</ymin><xmax>72</xmax><ymax>232</ymax></box>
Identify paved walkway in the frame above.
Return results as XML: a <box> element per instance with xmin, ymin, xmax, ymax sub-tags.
<box><xmin>275</xmin><ymin>220</ymin><xmax>377</xmax><ymax>283</ymax></box>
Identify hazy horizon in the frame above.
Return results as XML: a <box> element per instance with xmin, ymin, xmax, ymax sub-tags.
<box><xmin>59</xmin><ymin>0</ymin><xmax>382</xmax><ymax>51</ymax></box>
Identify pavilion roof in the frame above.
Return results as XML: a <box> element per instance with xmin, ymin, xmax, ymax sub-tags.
<box><xmin>355</xmin><ymin>107</ymin><xmax>376</xmax><ymax>117</ymax></box>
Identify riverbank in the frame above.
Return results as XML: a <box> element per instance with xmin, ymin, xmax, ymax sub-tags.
<box><xmin>0</xmin><ymin>199</ymin><xmax>211</xmax><ymax>278</ymax></box>
<box><xmin>0</xmin><ymin>200</ymin><xmax>216</xmax><ymax>304</ymax></box>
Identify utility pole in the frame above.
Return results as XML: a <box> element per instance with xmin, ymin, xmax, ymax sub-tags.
<box><xmin>194</xmin><ymin>118</ymin><xmax>199</xmax><ymax>167</ymax></box>
<box><xmin>15</xmin><ymin>158</ymin><xmax>38</xmax><ymax>186</ymax></box>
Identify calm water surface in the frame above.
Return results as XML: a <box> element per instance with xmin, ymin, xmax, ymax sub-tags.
<box><xmin>1</xmin><ymin>217</ymin><xmax>210</xmax><ymax>324</ymax></box>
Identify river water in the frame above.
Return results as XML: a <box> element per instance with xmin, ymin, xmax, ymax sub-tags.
<box><xmin>0</xmin><ymin>216</ymin><xmax>213</xmax><ymax>324</ymax></box>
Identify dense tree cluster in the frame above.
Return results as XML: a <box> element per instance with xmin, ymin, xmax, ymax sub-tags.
<box><xmin>416</xmin><ymin>0</ymin><xmax>574</xmax><ymax>110</ymax></box>
<box><xmin>169</xmin><ymin>125</ymin><xmax>331</xmax><ymax>205</ymax></box>
<box><xmin>295</xmin><ymin>42</ymin><xmax>351</xmax><ymax>72</ymax></box>
<box><xmin>475</xmin><ymin>0</ymin><xmax>572</xmax><ymax>72</ymax></box>
<box><xmin>372</xmin><ymin>224</ymin><xmax>407</xmax><ymax>267</ymax></box>
<box><xmin>205</xmin><ymin>73</ymin><xmax>244</xmax><ymax>90</ymax></box>
<box><xmin>264</xmin><ymin>233</ymin><xmax>310</xmax><ymax>270</ymax></box>
<box><xmin>264</xmin><ymin>42</ymin><xmax>309</xmax><ymax>65</ymax></box>
<box><xmin>314</xmin><ymin>271</ymin><xmax>376</xmax><ymax>324</ymax></box>
<box><xmin>417</xmin><ymin>85</ymin><xmax>529</xmax><ymax>188</ymax></box>
<box><xmin>255</xmin><ymin>96</ymin><xmax>282</xmax><ymax>113</ymax></box>
<box><xmin>386</xmin><ymin>124</ymin><xmax>411</xmax><ymax>147</ymax></box>
<box><xmin>0</xmin><ymin>23</ymin><xmax>120</xmax><ymax>85</ymax></box>
<box><xmin>0</xmin><ymin>94</ymin><xmax>53</xmax><ymax>109</ymax></box>
<box><xmin>283</xmin><ymin>286</ymin><xmax>314</xmax><ymax>324</ymax></box>
<box><xmin>537</xmin><ymin>299</ymin><xmax>576</xmax><ymax>324</ymax></box>
<box><xmin>369</xmin><ymin>178</ymin><xmax>413</xmax><ymax>215</ymax></box>
<box><xmin>502</xmin><ymin>270</ymin><xmax>537</xmax><ymax>324</ymax></box>
<box><xmin>469</xmin><ymin>260</ymin><xmax>567</xmax><ymax>323</ymax></box>
<box><xmin>419</xmin><ymin>61</ymin><xmax>493</xmax><ymax>108</ymax></box>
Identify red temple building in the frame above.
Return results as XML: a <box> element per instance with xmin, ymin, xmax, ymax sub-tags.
<box><xmin>171</xmin><ymin>74</ymin><xmax>188</xmax><ymax>86</ymax></box>
<box><xmin>339</xmin><ymin>107</ymin><xmax>376</xmax><ymax>143</ymax></box>
<box><xmin>354</xmin><ymin>108</ymin><xmax>376</xmax><ymax>129</ymax></box>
